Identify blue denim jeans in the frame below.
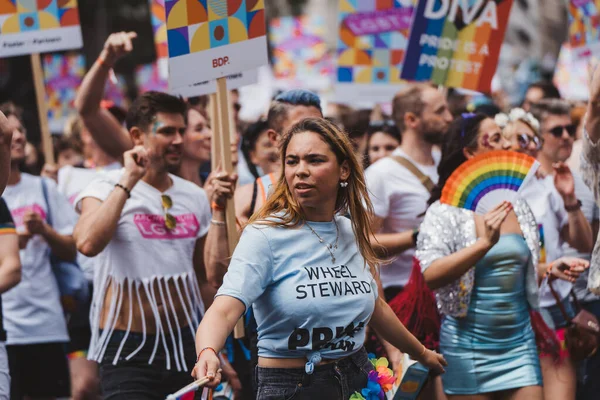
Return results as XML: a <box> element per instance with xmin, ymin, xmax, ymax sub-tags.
<box><xmin>255</xmin><ymin>348</ymin><xmax>373</xmax><ymax>400</ymax></box>
<box><xmin>540</xmin><ymin>295</ymin><xmax>576</xmax><ymax>330</ymax></box>
<box><xmin>99</xmin><ymin>329</ymin><xmax>199</xmax><ymax>400</ymax></box>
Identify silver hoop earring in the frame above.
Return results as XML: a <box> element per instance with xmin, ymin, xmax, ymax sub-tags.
<box><xmin>340</xmin><ymin>181</ymin><xmax>348</xmax><ymax>188</ymax></box>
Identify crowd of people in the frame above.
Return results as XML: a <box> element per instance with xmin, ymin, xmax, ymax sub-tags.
<box><xmin>0</xmin><ymin>31</ymin><xmax>599</xmax><ymax>400</ymax></box>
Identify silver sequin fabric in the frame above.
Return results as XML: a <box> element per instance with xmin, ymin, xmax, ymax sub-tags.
<box><xmin>580</xmin><ymin>130</ymin><xmax>600</xmax><ymax>295</ymax></box>
<box><xmin>416</xmin><ymin>199</ymin><xmax>541</xmax><ymax>317</ymax></box>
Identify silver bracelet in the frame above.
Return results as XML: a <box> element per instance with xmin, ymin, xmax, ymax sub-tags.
<box><xmin>210</xmin><ymin>219</ymin><xmax>226</xmax><ymax>226</ymax></box>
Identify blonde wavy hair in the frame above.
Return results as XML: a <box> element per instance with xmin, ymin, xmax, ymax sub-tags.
<box><xmin>248</xmin><ymin>117</ymin><xmax>380</xmax><ymax>276</ymax></box>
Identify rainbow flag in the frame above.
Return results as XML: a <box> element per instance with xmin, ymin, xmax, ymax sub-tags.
<box><xmin>401</xmin><ymin>0</ymin><xmax>513</xmax><ymax>93</ymax></box>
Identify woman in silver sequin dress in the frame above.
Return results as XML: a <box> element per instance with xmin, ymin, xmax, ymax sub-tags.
<box><xmin>416</xmin><ymin>113</ymin><xmax>585</xmax><ymax>400</ymax></box>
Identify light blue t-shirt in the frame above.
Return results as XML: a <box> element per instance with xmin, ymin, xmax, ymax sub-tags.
<box><xmin>217</xmin><ymin>215</ymin><xmax>378</xmax><ymax>360</ymax></box>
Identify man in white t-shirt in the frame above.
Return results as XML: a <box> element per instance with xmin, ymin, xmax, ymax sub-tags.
<box><xmin>528</xmin><ymin>99</ymin><xmax>594</xmax><ymax>400</ymax></box>
<box><xmin>366</xmin><ymin>83</ymin><xmax>452</xmax><ymax>299</ymax></box>
<box><xmin>364</xmin><ymin>84</ymin><xmax>452</xmax><ymax>391</ymax></box>
<box><xmin>74</xmin><ymin>92</ymin><xmax>234</xmax><ymax>400</ymax></box>
<box><xmin>0</xmin><ymin>102</ymin><xmax>77</xmax><ymax>399</ymax></box>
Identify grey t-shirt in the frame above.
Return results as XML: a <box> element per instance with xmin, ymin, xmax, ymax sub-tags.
<box><xmin>217</xmin><ymin>215</ymin><xmax>378</xmax><ymax>360</ymax></box>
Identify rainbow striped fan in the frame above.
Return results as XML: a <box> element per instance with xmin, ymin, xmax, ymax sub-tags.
<box><xmin>440</xmin><ymin>150</ymin><xmax>540</xmax><ymax>214</ymax></box>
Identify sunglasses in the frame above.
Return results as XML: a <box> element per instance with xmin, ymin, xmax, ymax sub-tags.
<box><xmin>517</xmin><ymin>133</ymin><xmax>543</xmax><ymax>151</ymax></box>
<box><xmin>161</xmin><ymin>194</ymin><xmax>177</xmax><ymax>230</ymax></box>
<box><xmin>546</xmin><ymin>124</ymin><xmax>576</xmax><ymax>138</ymax></box>
<box><xmin>369</xmin><ymin>120</ymin><xmax>395</xmax><ymax>128</ymax></box>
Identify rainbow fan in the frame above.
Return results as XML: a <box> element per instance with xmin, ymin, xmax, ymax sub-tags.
<box><xmin>440</xmin><ymin>151</ymin><xmax>540</xmax><ymax>214</ymax></box>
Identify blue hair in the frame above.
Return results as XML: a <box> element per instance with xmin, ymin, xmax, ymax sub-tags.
<box><xmin>274</xmin><ymin>89</ymin><xmax>322</xmax><ymax>114</ymax></box>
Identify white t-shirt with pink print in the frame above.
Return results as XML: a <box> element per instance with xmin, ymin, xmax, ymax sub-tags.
<box><xmin>58</xmin><ymin>162</ymin><xmax>121</xmax><ymax>281</ymax></box>
<box><xmin>75</xmin><ymin>169</ymin><xmax>211</xmax><ymax>368</ymax></box>
<box><xmin>2</xmin><ymin>173</ymin><xmax>75</xmax><ymax>345</ymax></box>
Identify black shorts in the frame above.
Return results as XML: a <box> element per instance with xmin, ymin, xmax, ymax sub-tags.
<box><xmin>67</xmin><ymin>282</ymin><xmax>93</xmax><ymax>354</ymax></box>
<box><xmin>7</xmin><ymin>342</ymin><xmax>71</xmax><ymax>399</ymax></box>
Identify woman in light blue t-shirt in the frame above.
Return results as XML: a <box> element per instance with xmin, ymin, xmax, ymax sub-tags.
<box><xmin>193</xmin><ymin>118</ymin><xmax>446</xmax><ymax>399</ymax></box>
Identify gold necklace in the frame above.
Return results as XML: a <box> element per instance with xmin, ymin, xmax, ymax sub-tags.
<box><xmin>305</xmin><ymin>218</ymin><xmax>339</xmax><ymax>264</ymax></box>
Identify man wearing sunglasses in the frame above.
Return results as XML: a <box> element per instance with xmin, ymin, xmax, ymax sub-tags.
<box><xmin>531</xmin><ymin>99</ymin><xmax>578</xmax><ymax>168</ymax></box>
<box><xmin>73</xmin><ymin>91</ymin><xmax>234</xmax><ymax>400</ymax></box>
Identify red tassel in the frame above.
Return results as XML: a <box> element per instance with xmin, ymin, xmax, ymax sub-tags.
<box><xmin>529</xmin><ymin>310</ymin><xmax>561</xmax><ymax>361</ymax></box>
<box><xmin>387</xmin><ymin>258</ymin><xmax>441</xmax><ymax>350</ymax></box>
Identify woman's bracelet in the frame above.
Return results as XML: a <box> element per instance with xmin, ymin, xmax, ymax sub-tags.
<box><xmin>210</xmin><ymin>219</ymin><xmax>226</xmax><ymax>227</ymax></box>
<box><xmin>196</xmin><ymin>347</ymin><xmax>218</xmax><ymax>363</ymax></box>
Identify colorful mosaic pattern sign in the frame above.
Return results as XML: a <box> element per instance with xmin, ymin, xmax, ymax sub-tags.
<box><xmin>136</xmin><ymin>59</ymin><xmax>169</xmax><ymax>93</ymax></box>
<box><xmin>568</xmin><ymin>0</ymin><xmax>600</xmax><ymax>59</ymax></box>
<box><xmin>43</xmin><ymin>52</ymin><xmax>84</xmax><ymax>132</ymax></box>
<box><xmin>335</xmin><ymin>0</ymin><xmax>414</xmax><ymax>104</ymax></box>
<box><xmin>43</xmin><ymin>52</ymin><xmax>128</xmax><ymax>133</ymax></box>
<box><xmin>0</xmin><ymin>0</ymin><xmax>82</xmax><ymax>57</ymax></box>
<box><xmin>165</xmin><ymin>0</ymin><xmax>268</xmax><ymax>89</ymax></box>
<box><xmin>269</xmin><ymin>15</ymin><xmax>334</xmax><ymax>91</ymax></box>
<box><xmin>401</xmin><ymin>0</ymin><xmax>513</xmax><ymax>93</ymax></box>
<box><xmin>150</xmin><ymin>0</ymin><xmax>168</xmax><ymax>59</ymax></box>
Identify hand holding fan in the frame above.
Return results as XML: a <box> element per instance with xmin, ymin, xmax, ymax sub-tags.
<box><xmin>440</xmin><ymin>151</ymin><xmax>539</xmax><ymax>214</ymax></box>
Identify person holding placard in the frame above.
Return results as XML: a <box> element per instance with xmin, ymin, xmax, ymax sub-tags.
<box><xmin>193</xmin><ymin>117</ymin><xmax>446</xmax><ymax>399</ymax></box>
<box><xmin>1</xmin><ymin>102</ymin><xmax>77</xmax><ymax>400</ymax></box>
<box><xmin>417</xmin><ymin>113</ymin><xmax>588</xmax><ymax>400</ymax></box>
<box><xmin>73</xmin><ymin>92</ymin><xmax>234</xmax><ymax>400</ymax></box>
<box><xmin>75</xmin><ymin>33</ymin><xmax>238</xmax><ymax>208</ymax></box>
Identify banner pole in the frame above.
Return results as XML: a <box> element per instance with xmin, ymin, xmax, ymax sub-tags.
<box><xmin>30</xmin><ymin>53</ymin><xmax>54</xmax><ymax>165</ymax></box>
<box><xmin>209</xmin><ymin>93</ymin><xmax>220</xmax><ymax>171</ymax></box>
<box><xmin>215</xmin><ymin>77</ymin><xmax>244</xmax><ymax>339</ymax></box>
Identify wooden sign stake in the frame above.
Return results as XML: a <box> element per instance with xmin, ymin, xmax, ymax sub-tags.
<box><xmin>213</xmin><ymin>77</ymin><xmax>244</xmax><ymax>339</ymax></box>
<box><xmin>208</xmin><ymin>93</ymin><xmax>221</xmax><ymax>171</ymax></box>
<box><xmin>30</xmin><ymin>53</ymin><xmax>54</xmax><ymax>165</ymax></box>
